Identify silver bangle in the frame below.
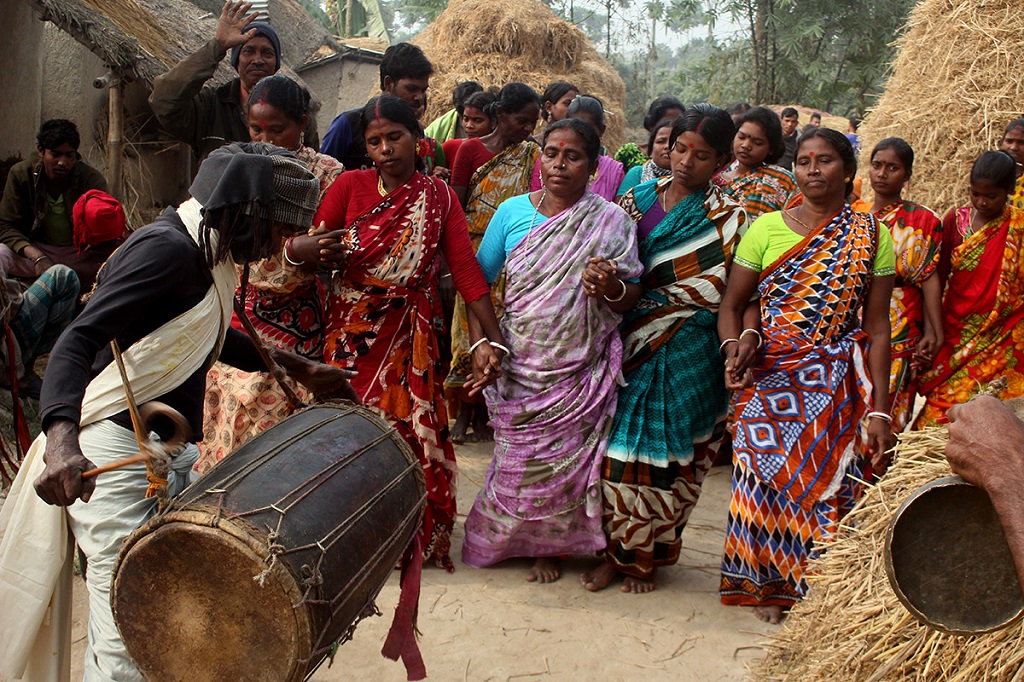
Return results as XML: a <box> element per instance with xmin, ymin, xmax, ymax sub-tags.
<box><xmin>469</xmin><ymin>338</ymin><xmax>489</xmax><ymax>354</ymax></box>
<box><xmin>719</xmin><ymin>338</ymin><xmax>739</xmax><ymax>357</ymax></box>
<box><xmin>490</xmin><ymin>342</ymin><xmax>510</xmax><ymax>355</ymax></box>
<box><xmin>867</xmin><ymin>411</ymin><xmax>892</xmax><ymax>423</ymax></box>
<box><xmin>283</xmin><ymin>239</ymin><xmax>305</xmax><ymax>266</ymax></box>
<box><xmin>603</xmin><ymin>278</ymin><xmax>627</xmax><ymax>303</ymax></box>
<box><xmin>739</xmin><ymin>328</ymin><xmax>763</xmax><ymax>348</ymax></box>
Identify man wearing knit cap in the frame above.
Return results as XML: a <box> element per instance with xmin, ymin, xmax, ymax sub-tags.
<box><xmin>149</xmin><ymin>0</ymin><xmax>318</xmax><ymax>162</ymax></box>
<box><xmin>0</xmin><ymin>143</ymin><xmax>354</xmax><ymax>682</ymax></box>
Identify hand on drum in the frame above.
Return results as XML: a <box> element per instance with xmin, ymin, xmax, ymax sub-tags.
<box><xmin>34</xmin><ymin>418</ymin><xmax>97</xmax><ymax>506</ymax></box>
<box><xmin>271</xmin><ymin>349</ymin><xmax>361</xmax><ymax>403</ymax></box>
<box><xmin>468</xmin><ymin>341</ymin><xmax>505</xmax><ymax>397</ymax></box>
<box><xmin>947</xmin><ymin>396</ymin><xmax>1024</xmax><ymax>491</ymax></box>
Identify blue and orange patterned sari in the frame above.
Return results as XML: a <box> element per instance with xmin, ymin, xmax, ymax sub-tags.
<box><xmin>720</xmin><ymin>206</ymin><xmax>879</xmax><ymax>607</ymax></box>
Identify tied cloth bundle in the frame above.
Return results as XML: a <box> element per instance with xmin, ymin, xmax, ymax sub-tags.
<box><xmin>72</xmin><ymin>190</ymin><xmax>127</xmax><ymax>254</ymax></box>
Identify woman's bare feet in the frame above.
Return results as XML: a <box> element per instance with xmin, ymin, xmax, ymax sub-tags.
<box><xmin>753</xmin><ymin>605</ymin><xmax>785</xmax><ymax>624</ymax></box>
<box><xmin>472</xmin><ymin>404</ymin><xmax>493</xmax><ymax>442</ymax></box>
<box><xmin>580</xmin><ymin>561</ymin><xmax>619</xmax><ymax>591</ymax></box>
<box><xmin>621</xmin><ymin>574</ymin><xmax>656</xmax><ymax>594</ymax></box>
<box><xmin>527</xmin><ymin>557</ymin><xmax>561</xmax><ymax>583</ymax></box>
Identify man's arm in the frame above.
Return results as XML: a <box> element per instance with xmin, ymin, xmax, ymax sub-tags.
<box><xmin>148</xmin><ymin>1</ymin><xmax>258</xmax><ymax>147</ymax></box>
<box><xmin>0</xmin><ymin>163</ymin><xmax>35</xmax><ymax>254</ymax></box>
<box><xmin>947</xmin><ymin>395</ymin><xmax>1024</xmax><ymax>591</ymax></box>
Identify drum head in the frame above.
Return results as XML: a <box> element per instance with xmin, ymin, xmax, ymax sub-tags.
<box><xmin>884</xmin><ymin>476</ymin><xmax>1024</xmax><ymax>635</ymax></box>
<box><xmin>113</xmin><ymin>514</ymin><xmax>311</xmax><ymax>682</ymax></box>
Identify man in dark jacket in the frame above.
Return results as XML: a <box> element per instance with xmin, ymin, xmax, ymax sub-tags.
<box><xmin>149</xmin><ymin>0</ymin><xmax>318</xmax><ymax>162</ymax></box>
<box><xmin>0</xmin><ymin>119</ymin><xmax>111</xmax><ymax>289</ymax></box>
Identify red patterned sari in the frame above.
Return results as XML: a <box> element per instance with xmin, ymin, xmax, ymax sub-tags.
<box><xmin>318</xmin><ymin>170</ymin><xmax>488</xmax><ymax>570</ymax></box>
<box><xmin>917</xmin><ymin>206</ymin><xmax>1024</xmax><ymax>424</ymax></box>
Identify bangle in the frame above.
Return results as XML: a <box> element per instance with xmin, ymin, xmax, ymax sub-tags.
<box><xmin>283</xmin><ymin>237</ymin><xmax>305</xmax><ymax>266</ymax></box>
<box><xmin>490</xmin><ymin>342</ymin><xmax>510</xmax><ymax>355</ymax></box>
<box><xmin>740</xmin><ymin>328</ymin><xmax>763</xmax><ymax>348</ymax></box>
<box><xmin>603</xmin><ymin>278</ymin><xmax>627</xmax><ymax>303</ymax></box>
<box><xmin>719</xmin><ymin>338</ymin><xmax>738</xmax><ymax>357</ymax></box>
<box><xmin>33</xmin><ymin>255</ymin><xmax>50</xmax><ymax>264</ymax></box>
<box><xmin>867</xmin><ymin>411</ymin><xmax>892</xmax><ymax>423</ymax></box>
<box><xmin>469</xmin><ymin>338</ymin><xmax>489</xmax><ymax>354</ymax></box>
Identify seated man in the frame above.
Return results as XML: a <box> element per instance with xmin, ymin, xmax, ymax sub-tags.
<box><xmin>0</xmin><ymin>119</ymin><xmax>112</xmax><ymax>291</ymax></box>
<box><xmin>320</xmin><ymin>42</ymin><xmax>438</xmax><ymax>172</ymax></box>
<box><xmin>0</xmin><ymin>143</ymin><xmax>355</xmax><ymax>682</ymax></box>
<box><xmin>0</xmin><ymin>264</ymin><xmax>80</xmax><ymax>398</ymax></box>
<box><xmin>946</xmin><ymin>395</ymin><xmax>1024</xmax><ymax>591</ymax></box>
<box><xmin>149</xmin><ymin>0</ymin><xmax>317</xmax><ymax>161</ymax></box>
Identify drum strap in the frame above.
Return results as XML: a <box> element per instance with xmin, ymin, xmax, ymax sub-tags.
<box><xmin>381</xmin><ymin>536</ymin><xmax>426</xmax><ymax>681</ymax></box>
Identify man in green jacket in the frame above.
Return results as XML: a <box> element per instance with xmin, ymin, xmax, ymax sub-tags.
<box><xmin>0</xmin><ymin>119</ymin><xmax>111</xmax><ymax>290</ymax></box>
<box><xmin>149</xmin><ymin>0</ymin><xmax>318</xmax><ymax>162</ymax></box>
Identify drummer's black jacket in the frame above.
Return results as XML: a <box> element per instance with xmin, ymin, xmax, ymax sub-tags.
<box><xmin>40</xmin><ymin>207</ymin><xmax>264</xmax><ymax>441</ymax></box>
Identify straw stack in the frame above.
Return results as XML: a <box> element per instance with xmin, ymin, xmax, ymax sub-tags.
<box><xmin>413</xmin><ymin>0</ymin><xmax>627</xmax><ymax>150</ymax></box>
<box><xmin>856</xmin><ymin>0</ymin><xmax>1024</xmax><ymax>214</ymax></box>
<box><xmin>759</xmin><ymin>427</ymin><xmax>1024</xmax><ymax>681</ymax></box>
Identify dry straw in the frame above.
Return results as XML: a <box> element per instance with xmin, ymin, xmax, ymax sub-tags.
<box><xmin>759</xmin><ymin>427</ymin><xmax>1024</xmax><ymax>681</ymax></box>
<box><xmin>857</xmin><ymin>0</ymin><xmax>1024</xmax><ymax>215</ymax></box>
<box><xmin>413</xmin><ymin>0</ymin><xmax>627</xmax><ymax>150</ymax></box>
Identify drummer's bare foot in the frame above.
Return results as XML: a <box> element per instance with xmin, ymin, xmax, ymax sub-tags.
<box><xmin>581</xmin><ymin>561</ymin><xmax>618</xmax><ymax>591</ymax></box>
<box><xmin>472</xmin><ymin>405</ymin><xmax>493</xmax><ymax>442</ymax></box>
<box><xmin>527</xmin><ymin>557</ymin><xmax>561</xmax><ymax>583</ymax></box>
<box><xmin>754</xmin><ymin>605</ymin><xmax>785</xmax><ymax>624</ymax></box>
<box><xmin>451</xmin><ymin>403</ymin><xmax>471</xmax><ymax>444</ymax></box>
<box><xmin>622</xmin><ymin>573</ymin><xmax>656</xmax><ymax>594</ymax></box>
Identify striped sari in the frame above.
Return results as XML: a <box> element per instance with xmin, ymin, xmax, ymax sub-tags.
<box><xmin>720</xmin><ymin>206</ymin><xmax>879</xmax><ymax>607</ymax></box>
<box><xmin>445</xmin><ymin>140</ymin><xmax>539</xmax><ymax>388</ymax></box>
<box><xmin>719</xmin><ymin>163</ymin><xmax>796</xmax><ymax>221</ymax></box>
<box><xmin>602</xmin><ymin>179</ymin><xmax>745</xmax><ymax>579</ymax></box>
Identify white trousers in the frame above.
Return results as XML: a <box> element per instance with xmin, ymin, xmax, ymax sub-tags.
<box><xmin>65</xmin><ymin>421</ymin><xmax>197</xmax><ymax>682</ymax></box>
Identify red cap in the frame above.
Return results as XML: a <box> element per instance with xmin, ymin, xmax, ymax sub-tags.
<box><xmin>73</xmin><ymin>190</ymin><xmax>126</xmax><ymax>253</ymax></box>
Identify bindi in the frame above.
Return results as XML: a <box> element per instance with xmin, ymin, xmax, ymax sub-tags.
<box><xmin>809</xmin><ymin>151</ymin><xmax>815</xmax><ymax>156</ymax></box>
<box><xmin>559</xmin><ymin>141</ymin><xmax>565</xmax><ymax>147</ymax></box>
<box><xmin>688</xmin><ymin>143</ymin><xmax>695</xmax><ymax>149</ymax></box>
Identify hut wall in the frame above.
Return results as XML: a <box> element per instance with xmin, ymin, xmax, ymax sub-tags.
<box><xmin>0</xmin><ymin>0</ymin><xmax>44</xmax><ymax>161</ymax></box>
<box><xmin>300</xmin><ymin>54</ymin><xmax>381</xmax><ymax>137</ymax></box>
<box><xmin>39</xmin><ymin>24</ymin><xmax>109</xmax><ymax>172</ymax></box>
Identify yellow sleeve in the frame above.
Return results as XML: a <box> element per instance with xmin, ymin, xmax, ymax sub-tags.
<box><xmin>874</xmin><ymin>221</ymin><xmax>896</xmax><ymax>276</ymax></box>
<box><xmin>733</xmin><ymin>213</ymin><xmax>774</xmax><ymax>272</ymax></box>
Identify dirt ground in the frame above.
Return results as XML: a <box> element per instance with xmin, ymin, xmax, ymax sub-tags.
<box><xmin>55</xmin><ymin>439</ymin><xmax>774</xmax><ymax>682</ymax></box>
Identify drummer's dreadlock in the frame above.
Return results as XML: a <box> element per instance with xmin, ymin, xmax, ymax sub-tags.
<box><xmin>198</xmin><ymin>204</ymin><xmax>277</xmax><ymax>267</ymax></box>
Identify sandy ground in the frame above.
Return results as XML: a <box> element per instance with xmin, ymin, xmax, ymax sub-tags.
<box><xmin>54</xmin><ymin>438</ymin><xmax>774</xmax><ymax>682</ymax></box>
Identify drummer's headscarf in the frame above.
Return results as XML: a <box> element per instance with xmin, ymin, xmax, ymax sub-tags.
<box><xmin>188</xmin><ymin>142</ymin><xmax>318</xmax><ymax>266</ymax></box>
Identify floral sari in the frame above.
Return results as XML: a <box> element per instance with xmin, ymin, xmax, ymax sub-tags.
<box><xmin>603</xmin><ymin>179</ymin><xmax>745</xmax><ymax>579</ymax></box>
<box><xmin>720</xmin><ymin>206</ymin><xmax>880</xmax><ymax>607</ymax></box>
<box><xmin>852</xmin><ymin>199</ymin><xmax>942</xmax><ymax>432</ymax></box>
<box><xmin>916</xmin><ymin>205</ymin><xmax>1024</xmax><ymax>425</ymax></box>
<box><xmin>197</xmin><ymin>147</ymin><xmax>343</xmax><ymax>473</ymax></box>
<box><xmin>322</xmin><ymin>172</ymin><xmax>462</xmax><ymax>570</ymax></box>
<box><xmin>461</xmin><ymin>193</ymin><xmax>642</xmax><ymax>566</ymax></box>
<box><xmin>445</xmin><ymin>140</ymin><xmax>539</xmax><ymax>389</ymax></box>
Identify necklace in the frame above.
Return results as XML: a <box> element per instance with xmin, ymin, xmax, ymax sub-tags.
<box><xmin>785</xmin><ymin>208</ymin><xmax>815</xmax><ymax>233</ymax></box>
<box><xmin>530</xmin><ymin>190</ymin><xmax>547</xmax><ymax>231</ymax></box>
<box><xmin>658</xmin><ymin>181</ymin><xmax>673</xmax><ymax>213</ymax></box>
<box><xmin>377</xmin><ymin>173</ymin><xmax>388</xmax><ymax>196</ymax></box>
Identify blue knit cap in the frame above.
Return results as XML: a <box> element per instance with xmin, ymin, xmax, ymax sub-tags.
<box><xmin>229</xmin><ymin>22</ymin><xmax>282</xmax><ymax>72</ymax></box>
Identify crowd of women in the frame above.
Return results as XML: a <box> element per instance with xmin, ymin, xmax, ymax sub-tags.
<box><xmin>194</xmin><ymin>66</ymin><xmax>1024</xmax><ymax>624</ymax></box>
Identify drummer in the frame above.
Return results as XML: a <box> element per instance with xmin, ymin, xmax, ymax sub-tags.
<box><xmin>0</xmin><ymin>143</ymin><xmax>356</xmax><ymax>682</ymax></box>
<box><xmin>946</xmin><ymin>395</ymin><xmax>1024</xmax><ymax>591</ymax></box>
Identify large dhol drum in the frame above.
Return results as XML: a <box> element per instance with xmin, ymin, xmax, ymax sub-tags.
<box><xmin>112</xmin><ymin>402</ymin><xmax>425</xmax><ymax>681</ymax></box>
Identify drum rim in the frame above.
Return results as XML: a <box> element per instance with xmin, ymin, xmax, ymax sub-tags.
<box><xmin>884</xmin><ymin>475</ymin><xmax>1024</xmax><ymax>635</ymax></box>
<box><xmin>113</xmin><ymin>508</ymin><xmax>314</xmax><ymax>681</ymax></box>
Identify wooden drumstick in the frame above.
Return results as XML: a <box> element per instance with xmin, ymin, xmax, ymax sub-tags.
<box><xmin>82</xmin><ymin>452</ymin><xmax>150</xmax><ymax>479</ymax></box>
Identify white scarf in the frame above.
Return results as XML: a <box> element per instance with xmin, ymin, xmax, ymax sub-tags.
<box><xmin>0</xmin><ymin>198</ymin><xmax>237</xmax><ymax>680</ymax></box>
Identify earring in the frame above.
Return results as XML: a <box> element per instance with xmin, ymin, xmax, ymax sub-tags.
<box><xmin>844</xmin><ymin>177</ymin><xmax>851</xmax><ymax>182</ymax></box>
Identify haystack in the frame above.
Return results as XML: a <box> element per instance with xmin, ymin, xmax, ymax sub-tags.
<box><xmin>856</xmin><ymin>0</ymin><xmax>1024</xmax><ymax>213</ymax></box>
<box><xmin>759</xmin><ymin>428</ymin><xmax>1024</xmax><ymax>681</ymax></box>
<box><xmin>413</xmin><ymin>0</ymin><xmax>627</xmax><ymax>151</ymax></box>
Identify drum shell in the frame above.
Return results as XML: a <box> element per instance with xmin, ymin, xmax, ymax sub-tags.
<box><xmin>884</xmin><ymin>475</ymin><xmax>1024</xmax><ymax>635</ymax></box>
<box><xmin>112</xmin><ymin>403</ymin><xmax>425</xmax><ymax>682</ymax></box>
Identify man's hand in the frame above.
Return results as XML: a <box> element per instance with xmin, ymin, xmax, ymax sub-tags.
<box><xmin>947</xmin><ymin>395</ymin><xmax>1024</xmax><ymax>494</ymax></box>
<box><xmin>215</xmin><ymin>1</ymin><xmax>259</xmax><ymax>54</ymax></box>
<box><xmin>34</xmin><ymin>418</ymin><xmax>96</xmax><ymax>506</ymax></box>
<box><xmin>271</xmin><ymin>349</ymin><xmax>361</xmax><ymax>403</ymax></box>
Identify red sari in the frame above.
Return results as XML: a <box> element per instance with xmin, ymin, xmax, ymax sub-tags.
<box><xmin>314</xmin><ymin>169</ymin><xmax>490</xmax><ymax>570</ymax></box>
<box><xmin>917</xmin><ymin>205</ymin><xmax>1024</xmax><ymax>424</ymax></box>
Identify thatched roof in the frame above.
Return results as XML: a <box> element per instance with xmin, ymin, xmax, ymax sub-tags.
<box><xmin>23</xmin><ymin>0</ymin><xmax>224</xmax><ymax>81</ymax></box>
<box><xmin>22</xmin><ymin>0</ymin><xmax>337</xmax><ymax>84</ymax></box>
<box><xmin>857</xmin><ymin>0</ymin><xmax>1024</xmax><ymax>213</ymax></box>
